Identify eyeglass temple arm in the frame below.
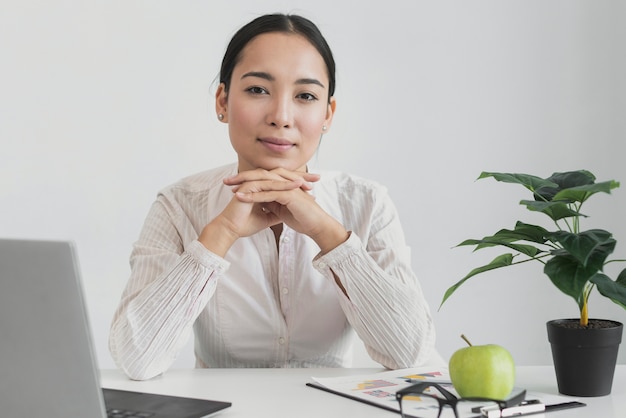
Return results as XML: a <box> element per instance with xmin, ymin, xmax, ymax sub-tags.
<box><xmin>396</xmin><ymin>382</ymin><xmax>458</xmax><ymax>402</ymax></box>
<box><xmin>464</xmin><ymin>389</ymin><xmax>527</xmax><ymax>408</ymax></box>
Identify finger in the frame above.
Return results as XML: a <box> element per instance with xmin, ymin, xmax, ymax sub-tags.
<box><xmin>234</xmin><ymin>181</ymin><xmax>303</xmax><ymax>202</ymax></box>
<box><xmin>267</xmin><ymin>169</ymin><xmax>319</xmax><ymax>191</ymax></box>
<box><xmin>259</xmin><ymin>203</ymin><xmax>280</xmax><ymax>221</ymax></box>
<box><xmin>230</xmin><ymin>179</ymin><xmax>303</xmax><ymax>194</ymax></box>
<box><xmin>268</xmin><ymin>168</ymin><xmax>320</xmax><ymax>189</ymax></box>
<box><xmin>235</xmin><ymin>189</ymin><xmax>316</xmax><ymax>209</ymax></box>
<box><xmin>259</xmin><ymin>201</ymin><xmax>286</xmax><ymax>220</ymax></box>
<box><xmin>224</xmin><ymin>168</ymin><xmax>287</xmax><ymax>185</ymax></box>
<box><xmin>224</xmin><ymin>168</ymin><xmax>319</xmax><ymax>190</ymax></box>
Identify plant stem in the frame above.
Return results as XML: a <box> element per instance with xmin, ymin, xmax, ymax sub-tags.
<box><xmin>510</xmin><ymin>253</ymin><xmax>552</xmax><ymax>267</ymax></box>
<box><xmin>461</xmin><ymin>334</ymin><xmax>473</xmax><ymax>347</ymax></box>
<box><xmin>556</xmin><ymin>218</ymin><xmax>573</xmax><ymax>233</ymax></box>
<box><xmin>572</xmin><ymin>202</ymin><xmax>581</xmax><ymax>234</ymax></box>
<box><xmin>580</xmin><ymin>303</ymin><xmax>589</xmax><ymax>327</ymax></box>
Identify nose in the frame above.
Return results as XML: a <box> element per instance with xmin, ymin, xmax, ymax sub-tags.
<box><xmin>266</xmin><ymin>94</ymin><xmax>293</xmax><ymax>128</ymax></box>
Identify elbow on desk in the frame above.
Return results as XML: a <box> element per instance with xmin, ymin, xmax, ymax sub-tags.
<box><xmin>368</xmin><ymin>343</ymin><xmax>443</xmax><ymax>371</ymax></box>
<box><xmin>111</xmin><ymin>356</ymin><xmax>166</xmax><ymax>381</ymax></box>
<box><xmin>108</xmin><ymin>337</ymin><xmax>168</xmax><ymax>381</ymax></box>
<box><xmin>374</xmin><ymin>325</ymin><xmax>442</xmax><ymax>370</ymax></box>
<box><xmin>126</xmin><ymin>369</ymin><xmax>163</xmax><ymax>382</ymax></box>
<box><xmin>109</xmin><ymin>340</ymin><xmax>168</xmax><ymax>381</ymax></box>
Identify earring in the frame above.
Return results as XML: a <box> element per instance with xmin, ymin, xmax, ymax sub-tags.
<box><xmin>218</xmin><ymin>114</ymin><xmax>224</xmax><ymax>121</ymax></box>
<box><xmin>322</xmin><ymin>125</ymin><xmax>327</xmax><ymax>131</ymax></box>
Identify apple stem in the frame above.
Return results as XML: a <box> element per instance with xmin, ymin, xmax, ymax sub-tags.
<box><xmin>461</xmin><ymin>334</ymin><xmax>473</xmax><ymax>347</ymax></box>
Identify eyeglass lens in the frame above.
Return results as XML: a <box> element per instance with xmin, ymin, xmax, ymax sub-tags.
<box><xmin>400</xmin><ymin>393</ymin><xmax>501</xmax><ymax>418</ymax></box>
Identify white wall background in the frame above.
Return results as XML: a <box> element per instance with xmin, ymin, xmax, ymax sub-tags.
<box><xmin>2</xmin><ymin>0</ymin><xmax>625</xmax><ymax>370</ymax></box>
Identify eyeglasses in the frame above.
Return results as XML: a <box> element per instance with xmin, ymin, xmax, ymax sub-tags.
<box><xmin>395</xmin><ymin>382</ymin><xmax>526</xmax><ymax>418</ymax></box>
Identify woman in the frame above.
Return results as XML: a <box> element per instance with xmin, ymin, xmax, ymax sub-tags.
<box><xmin>109</xmin><ymin>13</ymin><xmax>437</xmax><ymax>381</ymax></box>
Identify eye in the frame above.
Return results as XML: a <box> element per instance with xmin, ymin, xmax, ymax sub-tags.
<box><xmin>246</xmin><ymin>86</ymin><xmax>268</xmax><ymax>95</ymax></box>
<box><xmin>297</xmin><ymin>92</ymin><xmax>318</xmax><ymax>102</ymax></box>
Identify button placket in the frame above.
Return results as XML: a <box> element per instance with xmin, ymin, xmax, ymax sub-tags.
<box><xmin>277</xmin><ymin>228</ymin><xmax>295</xmax><ymax>316</ymax></box>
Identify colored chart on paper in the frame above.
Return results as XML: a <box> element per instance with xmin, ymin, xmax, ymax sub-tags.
<box><xmin>401</xmin><ymin>371</ymin><xmax>445</xmax><ymax>381</ymax></box>
<box><xmin>353</xmin><ymin>379</ymin><xmax>397</xmax><ymax>390</ymax></box>
<box><xmin>363</xmin><ymin>389</ymin><xmax>394</xmax><ymax>399</ymax></box>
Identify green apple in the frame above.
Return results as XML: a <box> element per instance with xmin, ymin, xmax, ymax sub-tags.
<box><xmin>449</xmin><ymin>335</ymin><xmax>515</xmax><ymax>400</ymax></box>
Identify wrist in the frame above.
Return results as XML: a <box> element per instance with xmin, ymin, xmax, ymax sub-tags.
<box><xmin>313</xmin><ymin>220</ymin><xmax>350</xmax><ymax>255</ymax></box>
<box><xmin>198</xmin><ymin>217</ymin><xmax>240</xmax><ymax>257</ymax></box>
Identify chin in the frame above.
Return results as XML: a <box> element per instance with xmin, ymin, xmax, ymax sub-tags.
<box><xmin>255</xmin><ymin>160</ymin><xmax>307</xmax><ymax>172</ymax></box>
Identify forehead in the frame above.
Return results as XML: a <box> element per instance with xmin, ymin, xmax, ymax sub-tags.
<box><xmin>234</xmin><ymin>32</ymin><xmax>328</xmax><ymax>83</ymax></box>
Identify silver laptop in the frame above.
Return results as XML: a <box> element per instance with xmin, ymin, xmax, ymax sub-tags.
<box><xmin>0</xmin><ymin>238</ymin><xmax>231</xmax><ymax>418</ymax></box>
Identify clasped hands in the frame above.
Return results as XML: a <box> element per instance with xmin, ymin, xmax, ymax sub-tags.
<box><xmin>199</xmin><ymin>168</ymin><xmax>349</xmax><ymax>257</ymax></box>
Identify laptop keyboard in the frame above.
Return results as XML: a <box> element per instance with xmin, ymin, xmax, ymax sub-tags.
<box><xmin>107</xmin><ymin>409</ymin><xmax>154</xmax><ymax>418</ymax></box>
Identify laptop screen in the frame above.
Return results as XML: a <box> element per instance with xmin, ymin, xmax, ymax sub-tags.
<box><xmin>0</xmin><ymin>239</ymin><xmax>231</xmax><ymax>418</ymax></box>
<box><xmin>0</xmin><ymin>239</ymin><xmax>107</xmax><ymax>417</ymax></box>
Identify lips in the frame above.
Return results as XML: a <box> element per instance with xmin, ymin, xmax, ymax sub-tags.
<box><xmin>258</xmin><ymin>137</ymin><xmax>295</xmax><ymax>152</ymax></box>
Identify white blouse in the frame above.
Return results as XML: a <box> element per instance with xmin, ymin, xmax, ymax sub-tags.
<box><xmin>109</xmin><ymin>163</ymin><xmax>437</xmax><ymax>380</ymax></box>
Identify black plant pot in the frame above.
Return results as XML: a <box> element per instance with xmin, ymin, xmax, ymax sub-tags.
<box><xmin>547</xmin><ymin>319</ymin><xmax>623</xmax><ymax>397</ymax></box>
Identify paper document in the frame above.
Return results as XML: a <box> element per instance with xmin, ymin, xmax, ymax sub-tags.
<box><xmin>309</xmin><ymin>367</ymin><xmax>580</xmax><ymax>418</ymax></box>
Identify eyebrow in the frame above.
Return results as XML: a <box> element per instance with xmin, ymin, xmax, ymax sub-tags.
<box><xmin>241</xmin><ymin>71</ymin><xmax>325</xmax><ymax>89</ymax></box>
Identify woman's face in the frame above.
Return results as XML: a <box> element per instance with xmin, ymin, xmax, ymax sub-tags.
<box><xmin>216</xmin><ymin>32</ymin><xmax>335</xmax><ymax>173</ymax></box>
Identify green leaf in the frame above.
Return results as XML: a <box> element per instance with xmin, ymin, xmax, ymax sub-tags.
<box><xmin>552</xmin><ymin>180</ymin><xmax>619</xmax><ymax>204</ymax></box>
<box><xmin>478</xmin><ymin>172</ymin><xmax>557</xmax><ymax>192</ymax></box>
<box><xmin>548</xmin><ymin>170</ymin><xmax>596</xmax><ymax>186</ymax></box>
<box><xmin>520</xmin><ymin>200</ymin><xmax>582</xmax><ymax>221</ymax></box>
<box><xmin>456</xmin><ymin>223</ymin><xmax>549</xmax><ymax>257</ymax></box>
<box><xmin>496</xmin><ymin>222</ymin><xmax>550</xmax><ymax>244</ymax></box>
<box><xmin>440</xmin><ymin>254</ymin><xmax>514</xmax><ymax>309</ymax></box>
<box><xmin>591</xmin><ymin>270</ymin><xmax>626</xmax><ymax>309</ymax></box>
<box><xmin>544</xmin><ymin>254</ymin><xmax>596</xmax><ymax>305</ymax></box>
<box><xmin>549</xmin><ymin>229</ymin><xmax>616</xmax><ymax>269</ymax></box>
<box><xmin>534</xmin><ymin>170</ymin><xmax>596</xmax><ymax>201</ymax></box>
<box><xmin>456</xmin><ymin>238</ymin><xmax>541</xmax><ymax>257</ymax></box>
<box><xmin>478</xmin><ymin>241</ymin><xmax>543</xmax><ymax>257</ymax></box>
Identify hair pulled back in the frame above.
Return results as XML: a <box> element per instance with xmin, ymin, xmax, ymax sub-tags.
<box><xmin>219</xmin><ymin>13</ymin><xmax>336</xmax><ymax>101</ymax></box>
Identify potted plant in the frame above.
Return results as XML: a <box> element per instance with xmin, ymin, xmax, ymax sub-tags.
<box><xmin>439</xmin><ymin>170</ymin><xmax>626</xmax><ymax>397</ymax></box>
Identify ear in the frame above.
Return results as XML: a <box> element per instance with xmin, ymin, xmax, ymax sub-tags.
<box><xmin>215</xmin><ymin>83</ymin><xmax>228</xmax><ymax>123</ymax></box>
<box><xmin>322</xmin><ymin>97</ymin><xmax>337</xmax><ymax>133</ymax></box>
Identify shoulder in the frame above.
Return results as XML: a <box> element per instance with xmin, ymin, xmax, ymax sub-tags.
<box><xmin>160</xmin><ymin>163</ymin><xmax>237</xmax><ymax>195</ymax></box>
<box><xmin>316</xmin><ymin>171</ymin><xmax>394</xmax><ymax>219</ymax></box>
<box><xmin>315</xmin><ymin>171</ymin><xmax>400</xmax><ymax>235</ymax></box>
<box><xmin>317</xmin><ymin>170</ymin><xmax>388</xmax><ymax>197</ymax></box>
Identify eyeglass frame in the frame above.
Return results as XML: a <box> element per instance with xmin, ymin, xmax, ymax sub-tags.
<box><xmin>395</xmin><ymin>382</ymin><xmax>526</xmax><ymax>418</ymax></box>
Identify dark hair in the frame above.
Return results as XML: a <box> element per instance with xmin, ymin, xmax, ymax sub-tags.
<box><xmin>219</xmin><ymin>13</ymin><xmax>336</xmax><ymax>101</ymax></box>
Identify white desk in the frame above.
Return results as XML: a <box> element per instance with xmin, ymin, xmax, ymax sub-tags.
<box><xmin>101</xmin><ymin>365</ymin><xmax>625</xmax><ymax>417</ymax></box>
